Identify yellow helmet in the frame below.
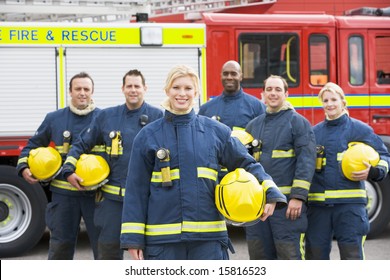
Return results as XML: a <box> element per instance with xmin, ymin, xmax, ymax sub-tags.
<box><xmin>27</xmin><ymin>147</ymin><xmax>62</xmax><ymax>181</ymax></box>
<box><xmin>75</xmin><ymin>154</ymin><xmax>110</xmax><ymax>190</ymax></box>
<box><xmin>341</xmin><ymin>142</ymin><xmax>380</xmax><ymax>181</ymax></box>
<box><xmin>215</xmin><ymin>168</ymin><xmax>266</xmax><ymax>226</ymax></box>
<box><xmin>231</xmin><ymin>130</ymin><xmax>254</xmax><ymax>146</ymax></box>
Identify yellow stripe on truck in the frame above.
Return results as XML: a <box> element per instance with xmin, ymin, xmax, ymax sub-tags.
<box><xmin>0</xmin><ymin>26</ymin><xmax>139</xmax><ymax>45</ymax></box>
<box><xmin>57</xmin><ymin>46</ymin><xmax>66</xmax><ymax>109</ymax></box>
<box><xmin>163</xmin><ymin>27</ymin><xmax>205</xmax><ymax>46</ymax></box>
<box><xmin>0</xmin><ymin>25</ymin><xmax>205</xmax><ymax>46</ymax></box>
<box><xmin>288</xmin><ymin>94</ymin><xmax>390</xmax><ymax>109</ymax></box>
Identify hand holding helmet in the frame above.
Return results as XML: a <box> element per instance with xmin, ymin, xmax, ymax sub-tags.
<box><xmin>215</xmin><ymin>168</ymin><xmax>266</xmax><ymax>226</ymax></box>
<box><xmin>74</xmin><ymin>154</ymin><xmax>110</xmax><ymax>190</ymax></box>
<box><xmin>27</xmin><ymin>147</ymin><xmax>62</xmax><ymax>182</ymax></box>
<box><xmin>341</xmin><ymin>142</ymin><xmax>380</xmax><ymax>181</ymax></box>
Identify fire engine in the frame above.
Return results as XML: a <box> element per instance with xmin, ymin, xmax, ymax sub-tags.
<box><xmin>1</xmin><ymin>0</ymin><xmax>390</xmax><ymax>258</ymax></box>
<box><xmin>201</xmin><ymin>9</ymin><xmax>390</xmax><ymax>240</ymax></box>
<box><xmin>0</xmin><ymin>21</ymin><xmax>207</xmax><ymax>257</ymax></box>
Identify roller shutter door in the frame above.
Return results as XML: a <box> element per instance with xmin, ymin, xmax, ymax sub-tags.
<box><xmin>0</xmin><ymin>47</ymin><xmax>57</xmax><ymax>136</ymax></box>
<box><xmin>64</xmin><ymin>47</ymin><xmax>201</xmax><ymax>110</ymax></box>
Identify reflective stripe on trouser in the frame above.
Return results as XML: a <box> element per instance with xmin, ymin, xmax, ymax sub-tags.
<box><xmin>305</xmin><ymin>204</ymin><xmax>369</xmax><ymax>260</ymax></box>
<box><xmin>94</xmin><ymin>198</ymin><xmax>124</xmax><ymax>260</ymax></box>
<box><xmin>245</xmin><ymin>204</ymin><xmax>307</xmax><ymax>260</ymax></box>
<box><xmin>46</xmin><ymin>192</ymin><xmax>98</xmax><ymax>260</ymax></box>
<box><xmin>144</xmin><ymin>240</ymin><xmax>230</xmax><ymax>260</ymax></box>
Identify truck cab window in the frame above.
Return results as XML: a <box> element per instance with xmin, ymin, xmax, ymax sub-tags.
<box><xmin>376</xmin><ymin>36</ymin><xmax>390</xmax><ymax>85</ymax></box>
<box><xmin>239</xmin><ymin>33</ymin><xmax>299</xmax><ymax>88</ymax></box>
<box><xmin>349</xmin><ymin>36</ymin><xmax>364</xmax><ymax>85</ymax></box>
<box><xmin>309</xmin><ymin>35</ymin><xmax>329</xmax><ymax>86</ymax></box>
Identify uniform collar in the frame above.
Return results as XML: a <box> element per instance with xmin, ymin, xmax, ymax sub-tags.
<box><xmin>222</xmin><ymin>88</ymin><xmax>243</xmax><ymax>99</ymax></box>
<box><xmin>325</xmin><ymin>112</ymin><xmax>349</xmax><ymax>126</ymax></box>
<box><xmin>69</xmin><ymin>100</ymin><xmax>96</xmax><ymax>116</ymax></box>
<box><xmin>124</xmin><ymin>102</ymin><xmax>145</xmax><ymax>114</ymax></box>
<box><xmin>164</xmin><ymin>109</ymin><xmax>196</xmax><ymax>124</ymax></box>
<box><xmin>266</xmin><ymin>101</ymin><xmax>295</xmax><ymax>114</ymax></box>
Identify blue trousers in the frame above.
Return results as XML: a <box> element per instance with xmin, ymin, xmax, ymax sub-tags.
<box><xmin>94</xmin><ymin>197</ymin><xmax>124</xmax><ymax>259</ymax></box>
<box><xmin>144</xmin><ymin>240</ymin><xmax>230</xmax><ymax>260</ymax></box>
<box><xmin>46</xmin><ymin>191</ymin><xmax>98</xmax><ymax>260</ymax></box>
<box><xmin>245</xmin><ymin>204</ymin><xmax>307</xmax><ymax>260</ymax></box>
<box><xmin>305</xmin><ymin>203</ymin><xmax>369</xmax><ymax>260</ymax></box>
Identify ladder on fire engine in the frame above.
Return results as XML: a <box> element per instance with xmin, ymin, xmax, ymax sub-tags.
<box><xmin>0</xmin><ymin>0</ymin><xmax>276</xmax><ymax>22</ymax></box>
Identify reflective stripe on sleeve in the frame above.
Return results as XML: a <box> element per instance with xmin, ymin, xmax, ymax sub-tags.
<box><xmin>51</xmin><ymin>179</ymin><xmax>79</xmax><ymax>191</ymax></box>
<box><xmin>101</xmin><ymin>184</ymin><xmax>126</xmax><ymax>196</ymax></box>
<box><xmin>262</xmin><ymin>179</ymin><xmax>278</xmax><ymax>191</ymax></box>
<box><xmin>292</xmin><ymin>179</ymin><xmax>311</xmax><ymax>191</ymax></box>
<box><xmin>121</xmin><ymin>222</ymin><xmax>145</xmax><ymax>234</ymax></box>
<box><xmin>378</xmin><ymin>159</ymin><xmax>389</xmax><ymax>173</ymax></box>
<box><xmin>64</xmin><ymin>156</ymin><xmax>77</xmax><ymax>166</ymax></box>
<box><xmin>17</xmin><ymin>157</ymin><xmax>28</xmax><ymax>165</ymax></box>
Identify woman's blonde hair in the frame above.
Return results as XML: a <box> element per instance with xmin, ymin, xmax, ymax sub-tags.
<box><xmin>164</xmin><ymin>65</ymin><xmax>200</xmax><ymax>96</ymax></box>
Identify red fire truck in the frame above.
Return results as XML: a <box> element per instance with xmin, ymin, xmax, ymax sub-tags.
<box><xmin>1</xmin><ymin>6</ymin><xmax>389</xmax><ymax>257</ymax></box>
<box><xmin>201</xmin><ymin>9</ymin><xmax>390</xmax><ymax>239</ymax></box>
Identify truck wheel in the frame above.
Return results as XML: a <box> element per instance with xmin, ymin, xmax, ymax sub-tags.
<box><xmin>366</xmin><ymin>176</ymin><xmax>390</xmax><ymax>239</ymax></box>
<box><xmin>0</xmin><ymin>165</ymin><xmax>47</xmax><ymax>258</ymax></box>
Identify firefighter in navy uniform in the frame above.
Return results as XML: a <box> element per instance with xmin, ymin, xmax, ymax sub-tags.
<box><xmin>198</xmin><ymin>60</ymin><xmax>266</xmax><ymax>130</ymax></box>
<box><xmin>306</xmin><ymin>82</ymin><xmax>390</xmax><ymax>260</ymax></box>
<box><xmin>63</xmin><ymin>69</ymin><xmax>163</xmax><ymax>259</ymax></box>
<box><xmin>16</xmin><ymin>72</ymin><xmax>100</xmax><ymax>260</ymax></box>
<box><xmin>244</xmin><ymin>75</ymin><xmax>316</xmax><ymax>260</ymax></box>
<box><xmin>120</xmin><ymin>65</ymin><xmax>286</xmax><ymax>260</ymax></box>
<box><xmin>198</xmin><ymin>60</ymin><xmax>266</xmax><ymax>181</ymax></box>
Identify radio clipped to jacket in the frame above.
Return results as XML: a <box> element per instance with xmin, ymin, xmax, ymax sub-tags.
<box><xmin>62</xmin><ymin>130</ymin><xmax>71</xmax><ymax>155</ymax></box>
<box><xmin>252</xmin><ymin>139</ymin><xmax>262</xmax><ymax>162</ymax></box>
<box><xmin>315</xmin><ymin>145</ymin><xmax>325</xmax><ymax>172</ymax></box>
<box><xmin>156</xmin><ymin>148</ymin><xmax>172</xmax><ymax>187</ymax></box>
<box><xmin>109</xmin><ymin>130</ymin><xmax>122</xmax><ymax>158</ymax></box>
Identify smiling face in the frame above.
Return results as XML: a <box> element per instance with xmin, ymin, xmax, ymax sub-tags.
<box><xmin>263</xmin><ymin>76</ymin><xmax>288</xmax><ymax>112</ymax></box>
<box><xmin>69</xmin><ymin>77</ymin><xmax>94</xmax><ymax>110</ymax></box>
<box><xmin>221</xmin><ymin>61</ymin><xmax>242</xmax><ymax>95</ymax></box>
<box><xmin>320</xmin><ymin>90</ymin><xmax>345</xmax><ymax>120</ymax></box>
<box><xmin>122</xmin><ymin>74</ymin><xmax>146</xmax><ymax>110</ymax></box>
<box><xmin>166</xmin><ymin>75</ymin><xmax>196</xmax><ymax>113</ymax></box>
